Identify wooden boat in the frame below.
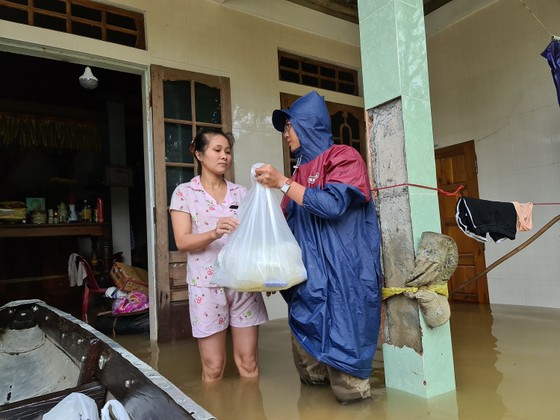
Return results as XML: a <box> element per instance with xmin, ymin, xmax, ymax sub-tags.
<box><xmin>0</xmin><ymin>300</ymin><xmax>215</xmax><ymax>420</ymax></box>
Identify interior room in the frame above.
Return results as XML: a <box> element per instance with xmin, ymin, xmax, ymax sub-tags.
<box><xmin>0</xmin><ymin>51</ymin><xmax>146</xmax><ymax>316</ymax></box>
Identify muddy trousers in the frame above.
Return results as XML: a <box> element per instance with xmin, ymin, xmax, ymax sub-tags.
<box><xmin>290</xmin><ymin>334</ymin><xmax>371</xmax><ymax>404</ymax></box>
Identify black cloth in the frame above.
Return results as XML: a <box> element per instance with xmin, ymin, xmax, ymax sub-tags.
<box><xmin>456</xmin><ymin>197</ymin><xmax>517</xmax><ymax>243</ymax></box>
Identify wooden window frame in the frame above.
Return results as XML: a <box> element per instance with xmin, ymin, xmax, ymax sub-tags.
<box><xmin>278</xmin><ymin>50</ymin><xmax>359</xmax><ymax>96</ymax></box>
<box><xmin>0</xmin><ymin>0</ymin><xmax>146</xmax><ymax>49</ymax></box>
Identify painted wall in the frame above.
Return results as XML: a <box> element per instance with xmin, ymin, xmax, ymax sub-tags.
<box><xmin>0</xmin><ymin>0</ymin><xmax>362</xmax><ymax>319</ymax></box>
<box><xmin>426</xmin><ymin>0</ymin><xmax>560</xmax><ymax>308</ymax></box>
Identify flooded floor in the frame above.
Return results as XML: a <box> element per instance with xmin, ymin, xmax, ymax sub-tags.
<box><xmin>115</xmin><ymin>302</ymin><xmax>560</xmax><ymax>420</ymax></box>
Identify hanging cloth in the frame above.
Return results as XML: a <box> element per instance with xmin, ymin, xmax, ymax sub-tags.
<box><xmin>456</xmin><ymin>197</ymin><xmax>517</xmax><ymax>243</ymax></box>
<box><xmin>541</xmin><ymin>38</ymin><xmax>560</xmax><ymax>106</ymax></box>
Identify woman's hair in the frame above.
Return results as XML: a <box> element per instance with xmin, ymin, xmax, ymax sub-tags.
<box><xmin>189</xmin><ymin>128</ymin><xmax>235</xmax><ymax>173</ymax></box>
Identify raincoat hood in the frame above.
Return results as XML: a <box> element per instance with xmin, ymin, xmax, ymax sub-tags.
<box><xmin>272</xmin><ymin>91</ymin><xmax>334</xmax><ymax>164</ymax></box>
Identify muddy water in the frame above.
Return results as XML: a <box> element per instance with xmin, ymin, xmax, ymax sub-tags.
<box><xmin>115</xmin><ymin>302</ymin><xmax>560</xmax><ymax>419</ymax></box>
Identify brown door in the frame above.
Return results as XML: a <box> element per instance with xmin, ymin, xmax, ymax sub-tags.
<box><xmin>151</xmin><ymin>65</ymin><xmax>232</xmax><ymax>341</ymax></box>
<box><xmin>435</xmin><ymin>140</ymin><xmax>488</xmax><ymax>303</ymax></box>
<box><xmin>279</xmin><ymin>93</ymin><xmax>366</xmax><ymax>175</ymax></box>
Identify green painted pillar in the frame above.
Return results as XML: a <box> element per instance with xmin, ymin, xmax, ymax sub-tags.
<box><xmin>358</xmin><ymin>0</ymin><xmax>456</xmax><ymax>398</ymax></box>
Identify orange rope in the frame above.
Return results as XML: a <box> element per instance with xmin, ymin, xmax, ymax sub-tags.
<box><xmin>372</xmin><ymin>183</ymin><xmax>464</xmax><ymax>197</ymax></box>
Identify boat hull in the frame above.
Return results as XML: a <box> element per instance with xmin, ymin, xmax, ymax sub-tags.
<box><xmin>0</xmin><ymin>300</ymin><xmax>215</xmax><ymax>420</ymax></box>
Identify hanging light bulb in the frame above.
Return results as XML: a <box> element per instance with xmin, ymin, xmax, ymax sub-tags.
<box><xmin>79</xmin><ymin>66</ymin><xmax>98</xmax><ymax>89</ymax></box>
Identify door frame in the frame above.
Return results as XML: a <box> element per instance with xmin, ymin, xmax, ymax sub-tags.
<box><xmin>150</xmin><ymin>65</ymin><xmax>232</xmax><ymax>341</ymax></box>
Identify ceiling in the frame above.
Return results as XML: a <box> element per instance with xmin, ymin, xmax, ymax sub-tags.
<box><xmin>286</xmin><ymin>0</ymin><xmax>454</xmax><ymax>23</ymax></box>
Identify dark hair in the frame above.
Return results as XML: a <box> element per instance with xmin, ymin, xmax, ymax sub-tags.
<box><xmin>189</xmin><ymin>128</ymin><xmax>235</xmax><ymax>173</ymax></box>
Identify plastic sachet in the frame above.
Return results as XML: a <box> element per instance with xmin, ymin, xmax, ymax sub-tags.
<box><xmin>211</xmin><ymin>163</ymin><xmax>307</xmax><ymax>292</ymax></box>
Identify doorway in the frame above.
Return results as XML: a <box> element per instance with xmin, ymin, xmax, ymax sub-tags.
<box><xmin>0</xmin><ymin>51</ymin><xmax>146</xmax><ymax>315</ymax></box>
<box><xmin>435</xmin><ymin>140</ymin><xmax>489</xmax><ymax>303</ymax></box>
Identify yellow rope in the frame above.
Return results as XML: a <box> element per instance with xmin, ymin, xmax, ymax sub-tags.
<box><xmin>382</xmin><ymin>284</ymin><xmax>449</xmax><ymax>300</ymax></box>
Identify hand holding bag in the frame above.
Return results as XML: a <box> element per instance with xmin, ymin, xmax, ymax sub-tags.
<box><xmin>212</xmin><ymin>163</ymin><xmax>307</xmax><ymax>292</ymax></box>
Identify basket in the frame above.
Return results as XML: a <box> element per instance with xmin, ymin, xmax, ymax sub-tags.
<box><xmin>110</xmin><ymin>262</ymin><xmax>149</xmax><ymax>294</ymax></box>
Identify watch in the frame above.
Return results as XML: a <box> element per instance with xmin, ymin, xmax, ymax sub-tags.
<box><xmin>280</xmin><ymin>178</ymin><xmax>293</xmax><ymax>194</ymax></box>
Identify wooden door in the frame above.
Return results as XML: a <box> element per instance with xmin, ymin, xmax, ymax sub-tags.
<box><xmin>435</xmin><ymin>141</ymin><xmax>488</xmax><ymax>303</ymax></box>
<box><xmin>151</xmin><ymin>65</ymin><xmax>232</xmax><ymax>341</ymax></box>
<box><xmin>279</xmin><ymin>93</ymin><xmax>365</xmax><ymax>175</ymax></box>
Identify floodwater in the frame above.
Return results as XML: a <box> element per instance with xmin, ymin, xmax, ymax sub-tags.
<box><xmin>115</xmin><ymin>302</ymin><xmax>560</xmax><ymax>420</ymax></box>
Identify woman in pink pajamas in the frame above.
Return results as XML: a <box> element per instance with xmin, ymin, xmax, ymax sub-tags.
<box><xmin>170</xmin><ymin>128</ymin><xmax>268</xmax><ymax>381</ymax></box>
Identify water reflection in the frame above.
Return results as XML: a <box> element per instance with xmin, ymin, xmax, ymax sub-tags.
<box><xmin>450</xmin><ymin>303</ymin><xmax>505</xmax><ymax>419</ymax></box>
<box><xmin>115</xmin><ymin>302</ymin><xmax>560</xmax><ymax>419</ymax></box>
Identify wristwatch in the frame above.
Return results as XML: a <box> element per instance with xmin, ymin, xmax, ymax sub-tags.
<box><xmin>280</xmin><ymin>178</ymin><xmax>293</xmax><ymax>194</ymax></box>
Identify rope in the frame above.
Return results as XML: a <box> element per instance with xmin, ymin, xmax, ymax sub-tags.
<box><xmin>518</xmin><ymin>0</ymin><xmax>556</xmax><ymax>39</ymax></box>
<box><xmin>382</xmin><ymin>283</ymin><xmax>449</xmax><ymax>300</ymax></box>
<box><xmin>373</xmin><ymin>181</ymin><xmax>560</xmax><ymax>296</ymax></box>
<box><xmin>372</xmin><ymin>182</ymin><xmax>560</xmax><ymax>205</ymax></box>
<box><xmin>450</xmin><ymin>214</ymin><xmax>560</xmax><ymax>295</ymax></box>
<box><xmin>372</xmin><ymin>183</ymin><xmax>464</xmax><ymax>197</ymax></box>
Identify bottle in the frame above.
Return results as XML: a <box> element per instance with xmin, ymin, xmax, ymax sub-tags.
<box><xmin>82</xmin><ymin>200</ymin><xmax>92</xmax><ymax>223</ymax></box>
<box><xmin>68</xmin><ymin>193</ymin><xmax>78</xmax><ymax>222</ymax></box>
<box><xmin>68</xmin><ymin>203</ymin><xmax>78</xmax><ymax>222</ymax></box>
<box><xmin>58</xmin><ymin>202</ymin><xmax>68</xmax><ymax>223</ymax></box>
<box><xmin>96</xmin><ymin>197</ymin><xmax>104</xmax><ymax>223</ymax></box>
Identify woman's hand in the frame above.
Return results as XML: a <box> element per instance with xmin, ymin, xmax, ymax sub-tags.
<box><xmin>214</xmin><ymin>216</ymin><xmax>240</xmax><ymax>239</ymax></box>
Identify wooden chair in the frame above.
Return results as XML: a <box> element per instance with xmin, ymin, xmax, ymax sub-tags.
<box><xmin>75</xmin><ymin>255</ymin><xmax>107</xmax><ymax>324</ymax></box>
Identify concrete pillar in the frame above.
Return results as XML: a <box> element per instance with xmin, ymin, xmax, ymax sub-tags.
<box><xmin>358</xmin><ymin>0</ymin><xmax>455</xmax><ymax>398</ymax></box>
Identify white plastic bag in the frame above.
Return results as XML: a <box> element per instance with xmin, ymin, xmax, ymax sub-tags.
<box><xmin>42</xmin><ymin>392</ymin><xmax>99</xmax><ymax>420</ymax></box>
<box><xmin>101</xmin><ymin>399</ymin><xmax>131</xmax><ymax>420</ymax></box>
<box><xmin>212</xmin><ymin>163</ymin><xmax>307</xmax><ymax>292</ymax></box>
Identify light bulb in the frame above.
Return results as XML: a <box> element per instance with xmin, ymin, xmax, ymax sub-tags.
<box><xmin>79</xmin><ymin>66</ymin><xmax>98</xmax><ymax>89</ymax></box>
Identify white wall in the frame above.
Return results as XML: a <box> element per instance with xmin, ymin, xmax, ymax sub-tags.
<box><xmin>0</xmin><ymin>0</ymin><xmax>363</xmax><ymax>319</ymax></box>
<box><xmin>427</xmin><ymin>0</ymin><xmax>560</xmax><ymax>308</ymax></box>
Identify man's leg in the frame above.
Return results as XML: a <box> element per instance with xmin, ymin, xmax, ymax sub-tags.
<box><xmin>326</xmin><ymin>365</ymin><xmax>371</xmax><ymax>404</ymax></box>
<box><xmin>291</xmin><ymin>334</ymin><xmax>330</xmax><ymax>385</ymax></box>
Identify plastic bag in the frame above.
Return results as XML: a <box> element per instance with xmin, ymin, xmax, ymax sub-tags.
<box><xmin>42</xmin><ymin>392</ymin><xmax>99</xmax><ymax>420</ymax></box>
<box><xmin>101</xmin><ymin>400</ymin><xmax>131</xmax><ymax>420</ymax></box>
<box><xmin>212</xmin><ymin>163</ymin><xmax>307</xmax><ymax>292</ymax></box>
<box><xmin>112</xmin><ymin>291</ymin><xmax>149</xmax><ymax>315</ymax></box>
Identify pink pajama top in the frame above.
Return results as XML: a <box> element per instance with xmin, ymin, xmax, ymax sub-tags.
<box><xmin>169</xmin><ymin>176</ymin><xmax>246</xmax><ymax>287</ymax></box>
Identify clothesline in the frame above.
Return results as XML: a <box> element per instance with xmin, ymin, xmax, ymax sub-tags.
<box><xmin>372</xmin><ymin>183</ymin><xmax>464</xmax><ymax>197</ymax></box>
<box><xmin>372</xmin><ymin>182</ymin><xmax>560</xmax><ymax>205</ymax></box>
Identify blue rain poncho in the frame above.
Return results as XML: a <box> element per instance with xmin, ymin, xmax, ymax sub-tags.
<box><xmin>273</xmin><ymin>91</ymin><xmax>382</xmax><ymax>379</ymax></box>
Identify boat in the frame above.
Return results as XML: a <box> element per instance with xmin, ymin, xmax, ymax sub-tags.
<box><xmin>0</xmin><ymin>299</ymin><xmax>215</xmax><ymax>420</ymax></box>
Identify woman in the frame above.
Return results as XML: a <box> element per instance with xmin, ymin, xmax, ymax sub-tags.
<box><xmin>170</xmin><ymin>128</ymin><xmax>268</xmax><ymax>381</ymax></box>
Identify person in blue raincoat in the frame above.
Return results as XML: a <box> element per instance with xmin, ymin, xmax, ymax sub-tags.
<box><xmin>255</xmin><ymin>91</ymin><xmax>382</xmax><ymax>404</ymax></box>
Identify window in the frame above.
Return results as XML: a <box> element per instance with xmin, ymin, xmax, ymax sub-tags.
<box><xmin>0</xmin><ymin>0</ymin><xmax>146</xmax><ymax>49</ymax></box>
<box><xmin>278</xmin><ymin>51</ymin><xmax>359</xmax><ymax>96</ymax></box>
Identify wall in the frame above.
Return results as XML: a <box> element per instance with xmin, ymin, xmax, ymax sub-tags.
<box><xmin>0</xmin><ymin>0</ymin><xmax>363</xmax><ymax>319</ymax></box>
<box><xmin>426</xmin><ymin>0</ymin><xmax>560</xmax><ymax>308</ymax></box>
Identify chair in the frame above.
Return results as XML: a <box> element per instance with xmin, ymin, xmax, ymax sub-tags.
<box><xmin>75</xmin><ymin>255</ymin><xmax>107</xmax><ymax>324</ymax></box>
